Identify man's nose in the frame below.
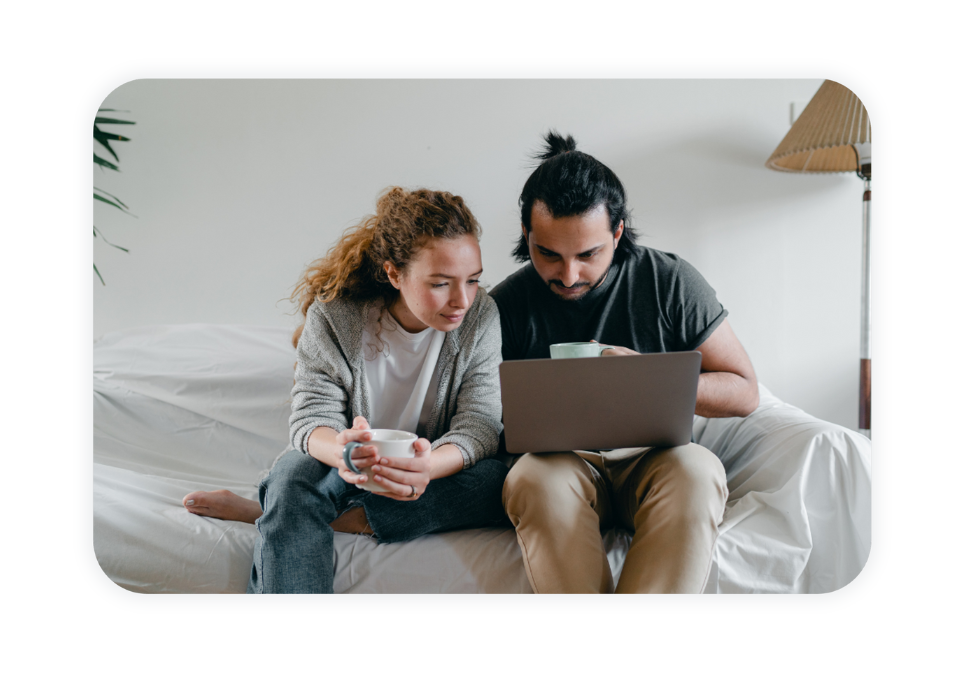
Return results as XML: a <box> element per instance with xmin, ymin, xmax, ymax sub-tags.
<box><xmin>560</xmin><ymin>261</ymin><xmax>580</xmax><ymax>287</ymax></box>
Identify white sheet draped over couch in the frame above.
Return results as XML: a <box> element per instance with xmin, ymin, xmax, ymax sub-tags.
<box><xmin>93</xmin><ymin>324</ymin><xmax>871</xmax><ymax>594</ymax></box>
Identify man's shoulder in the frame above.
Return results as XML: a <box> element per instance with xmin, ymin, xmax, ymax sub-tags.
<box><xmin>626</xmin><ymin>244</ymin><xmax>684</xmax><ymax>274</ymax></box>
<box><xmin>621</xmin><ymin>246</ymin><xmax>720</xmax><ymax>306</ymax></box>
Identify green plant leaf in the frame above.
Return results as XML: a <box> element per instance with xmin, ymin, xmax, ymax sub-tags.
<box><xmin>93</xmin><ymin>187</ymin><xmax>129</xmax><ymax>208</ymax></box>
<box><xmin>94</xmin><ymin>153</ymin><xmax>119</xmax><ymax>171</ymax></box>
<box><xmin>93</xmin><ymin>108</ymin><xmax>135</xmax><ymax>284</ymax></box>
<box><xmin>94</xmin><ymin>226</ymin><xmax>130</xmax><ymax>253</ymax></box>
<box><xmin>93</xmin><ymin>127</ymin><xmax>129</xmax><ymax>161</ymax></box>
<box><xmin>94</xmin><ymin>117</ymin><xmax>136</xmax><ymax>125</ymax></box>
<box><xmin>94</xmin><ymin>128</ymin><xmax>131</xmax><ymax>143</ymax></box>
<box><xmin>93</xmin><ymin>133</ymin><xmax>119</xmax><ymax>161</ymax></box>
<box><xmin>93</xmin><ymin>192</ymin><xmax>129</xmax><ymax>212</ymax></box>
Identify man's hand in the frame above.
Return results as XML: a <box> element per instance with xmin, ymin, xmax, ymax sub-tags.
<box><xmin>590</xmin><ymin>339</ymin><xmax>639</xmax><ymax>357</ymax></box>
<box><xmin>599</xmin><ymin>344</ymin><xmax>639</xmax><ymax>357</ymax></box>
<box><xmin>590</xmin><ymin>327</ymin><xmax>759</xmax><ymax>418</ymax></box>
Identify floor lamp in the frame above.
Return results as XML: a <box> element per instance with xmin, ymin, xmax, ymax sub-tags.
<box><xmin>766</xmin><ymin>80</ymin><xmax>872</xmax><ymax>438</ymax></box>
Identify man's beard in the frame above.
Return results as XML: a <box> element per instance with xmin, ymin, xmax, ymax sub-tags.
<box><xmin>548</xmin><ymin>263</ymin><xmax>612</xmax><ymax>302</ymax></box>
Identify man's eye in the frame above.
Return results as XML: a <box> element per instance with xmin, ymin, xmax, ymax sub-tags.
<box><xmin>468</xmin><ymin>278</ymin><xmax>480</xmax><ymax>285</ymax></box>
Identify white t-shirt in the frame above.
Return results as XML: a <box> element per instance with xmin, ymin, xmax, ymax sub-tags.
<box><xmin>362</xmin><ymin>309</ymin><xmax>445</xmax><ymax>434</ymax></box>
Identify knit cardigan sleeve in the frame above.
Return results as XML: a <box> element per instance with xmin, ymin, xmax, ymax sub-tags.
<box><xmin>429</xmin><ymin>292</ymin><xmax>504</xmax><ymax>468</ymax></box>
<box><xmin>288</xmin><ymin>302</ymin><xmax>354</xmax><ymax>454</ymax></box>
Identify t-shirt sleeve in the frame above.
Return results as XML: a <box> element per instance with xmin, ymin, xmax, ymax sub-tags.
<box><xmin>669</xmin><ymin>258</ymin><xmax>728</xmax><ymax>351</ymax></box>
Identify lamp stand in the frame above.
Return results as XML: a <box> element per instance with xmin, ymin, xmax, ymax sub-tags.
<box><xmin>859</xmin><ymin>175</ymin><xmax>871</xmax><ymax>438</ymax></box>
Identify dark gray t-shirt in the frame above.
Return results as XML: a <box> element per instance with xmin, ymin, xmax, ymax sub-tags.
<box><xmin>489</xmin><ymin>245</ymin><xmax>728</xmax><ymax>361</ymax></box>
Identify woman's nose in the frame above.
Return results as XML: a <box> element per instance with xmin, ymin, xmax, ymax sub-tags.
<box><xmin>451</xmin><ymin>286</ymin><xmax>471</xmax><ymax>308</ymax></box>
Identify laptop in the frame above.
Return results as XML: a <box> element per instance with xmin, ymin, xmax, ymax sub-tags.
<box><xmin>499</xmin><ymin>351</ymin><xmax>701</xmax><ymax>454</ymax></box>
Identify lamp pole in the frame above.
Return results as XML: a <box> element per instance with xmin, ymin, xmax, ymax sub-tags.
<box><xmin>856</xmin><ymin>143</ymin><xmax>871</xmax><ymax>438</ymax></box>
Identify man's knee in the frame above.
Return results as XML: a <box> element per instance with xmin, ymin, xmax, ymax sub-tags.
<box><xmin>503</xmin><ymin>453</ymin><xmax>594</xmax><ymax>515</ymax></box>
<box><xmin>643</xmin><ymin>443</ymin><xmax>728</xmax><ymax>510</ymax></box>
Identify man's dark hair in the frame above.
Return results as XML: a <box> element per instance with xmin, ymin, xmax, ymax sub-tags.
<box><xmin>513</xmin><ymin>131</ymin><xmax>637</xmax><ymax>263</ymax></box>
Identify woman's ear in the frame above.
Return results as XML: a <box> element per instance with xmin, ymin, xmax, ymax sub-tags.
<box><xmin>384</xmin><ymin>261</ymin><xmax>401</xmax><ymax>290</ymax></box>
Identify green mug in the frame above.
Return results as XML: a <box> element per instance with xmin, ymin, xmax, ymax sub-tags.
<box><xmin>549</xmin><ymin>342</ymin><xmax>613</xmax><ymax>359</ymax></box>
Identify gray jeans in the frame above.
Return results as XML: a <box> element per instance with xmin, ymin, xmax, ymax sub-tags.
<box><xmin>247</xmin><ymin>449</ymin><xmax>509</xmax><ymax>593</ymax></box>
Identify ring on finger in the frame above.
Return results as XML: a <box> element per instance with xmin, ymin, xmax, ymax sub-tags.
<box><xmin>410</xmin><ymin>485</ymin><xmax>418</xmax><ymax>498</ymax></box>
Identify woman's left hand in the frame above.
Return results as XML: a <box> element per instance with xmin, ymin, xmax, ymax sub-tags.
<box><xmin>370</xmin><ymin>438</ymin><xmax>432</xmax><ymax>501</ymax></box>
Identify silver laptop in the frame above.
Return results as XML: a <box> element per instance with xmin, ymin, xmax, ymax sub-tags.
<box><xmin>499</xmin><ymin>351</ymin><xmax>701</xmax><ymax>454</ymax></box>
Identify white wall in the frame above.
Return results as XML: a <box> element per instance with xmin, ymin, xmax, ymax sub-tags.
<box><xmin>94</xmin><ymin>79</ymin><xmax>864</xmax><ymax>429</ymax></box>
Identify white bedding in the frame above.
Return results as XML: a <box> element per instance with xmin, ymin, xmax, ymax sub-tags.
<box><xmin>93</xmin><ymin>324</ymin><xmax>871</xmax><ymax>593</ymax></box>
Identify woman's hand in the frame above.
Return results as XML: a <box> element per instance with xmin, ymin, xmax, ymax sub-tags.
<box><xmin>335</xmin><ymin>416</ymin><xmax>379</xmax><ymax>486</ymax></box>
<box><xmin>370</xmin><ymin>438</ymin><xmax>432</xmax><ymax>501</ymax></box>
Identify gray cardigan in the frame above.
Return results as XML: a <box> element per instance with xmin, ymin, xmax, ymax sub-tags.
<box><xmin>288</xmin><ymin>288</ymin><xmax>503</xmax><ymax>469</ymax></box>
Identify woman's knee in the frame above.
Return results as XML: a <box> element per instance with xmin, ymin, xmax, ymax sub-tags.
<box><xmin>268</xmin><ymin>450</ymin><xmax>327</xmax><ymax>483</ymax></box>
<box><xmin>263</xmin><ymin>450</ymin><xmax>334</xmax><ymax>507</ymax></box>
<box><xmin>465</xmin><ymin>458</ymin><xmax>509</xmax><ymax>487</ymax></box>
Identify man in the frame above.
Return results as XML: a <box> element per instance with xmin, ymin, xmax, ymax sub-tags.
<box><xmin>490</xmin><ymin>132</ymin><xmax>759</xmax><ymax>593</ymax></box>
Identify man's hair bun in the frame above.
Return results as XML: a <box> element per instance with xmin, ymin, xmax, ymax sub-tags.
<box><xmin>533</xmin><ymin>130</ymin><xmax>577</xmax><ymax>162</ymax></box>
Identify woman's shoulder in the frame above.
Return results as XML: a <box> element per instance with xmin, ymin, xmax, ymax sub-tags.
<box><xmin>450</xmin><ymin>288</ymin><xmax>499</xmax><ymax>345</ymax></box>
<box><xmin>306</xmin><ymin>296</ymin><xmax>371</xmax><ymax>324</ymax></box>
<box><xmin>301</xmin><ymin>297</ymin><xmax>371</xmax><ymax>353</ymax></box>
<box><xmin>468</xmin><ymin>287</ymin><xmax>499</xmax><ymax>325</ymax></box>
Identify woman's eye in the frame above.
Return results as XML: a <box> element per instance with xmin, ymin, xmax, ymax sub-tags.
<box><xmin>432</xmin><ymin>283</ymin><xmax>448</xmax><ymax>288</ymax></box>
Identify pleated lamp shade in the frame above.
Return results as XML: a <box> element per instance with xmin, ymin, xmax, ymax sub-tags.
<box><xmin>766</xmin><ymin>80</ymin><xmax>871</xmax><ymax>173</ymax></box>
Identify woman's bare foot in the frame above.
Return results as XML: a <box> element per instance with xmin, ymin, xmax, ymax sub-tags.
<box><xmin>330</xmin><ymin>506</ymin><xmax>374</xmax><ymax>536</ymax></box>
<box><xmin>183</xmin><ymin>490</ymin><xmax>263</xmax><ymax>524</ymax></box>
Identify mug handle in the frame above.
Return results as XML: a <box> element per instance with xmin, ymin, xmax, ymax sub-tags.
<box><xmin>598</xmin><ymin>344</ymin><xmax>616</xmax><ymax>355</ymax></box>
<box><xmin>343</xmin><ymin>442</ymin><xmax>365</xmax><ymax>475</ymax></box>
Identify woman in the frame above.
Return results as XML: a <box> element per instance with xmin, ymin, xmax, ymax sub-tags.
<box><xmin>183</xmin><ymin>187</ymin><xmax>508</xmax><ymax>593</ymax></box>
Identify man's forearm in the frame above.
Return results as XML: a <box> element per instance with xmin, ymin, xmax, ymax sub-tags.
<box><xmin>696</xmin><ymin>371</ymin><xmax>759</xmax><ymax>418</ymax></box>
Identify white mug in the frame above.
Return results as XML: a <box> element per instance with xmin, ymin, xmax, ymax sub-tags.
<box><xmin>343</xmin><ymin>429</ymin><xmax>418</xmax><ymax>493</ymax></box>
<box><xmin>550</xmin><ymin>342</ymin><xmax>613</xmax><ymax>359</ymax></box>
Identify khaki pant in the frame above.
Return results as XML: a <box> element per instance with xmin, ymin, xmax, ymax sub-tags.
<box><xmin>502</xmin><ymin>444</ymin><xmax>728</xmax><ymax>593</ymax></box>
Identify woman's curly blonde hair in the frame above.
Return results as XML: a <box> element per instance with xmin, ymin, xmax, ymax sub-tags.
<box><xmin>290</xmin><ymin>187</ymin><xmax>481</xmax><ymax>347</ymax></box>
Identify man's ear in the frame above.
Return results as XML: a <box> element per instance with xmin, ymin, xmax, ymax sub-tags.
<box><xmin>384</xmin><ymin>261</ymin><xmax>401</xmax><ymax>289</ymax></box>
<box><xmin>521</xmin><ymin>225</ymin><xmax>529</xmax><ymax>244</ymax></box>
<box><xmin>613</xmin><ymin>221</ymin><xmax>624</xmax><ymax>249</ymax></box>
